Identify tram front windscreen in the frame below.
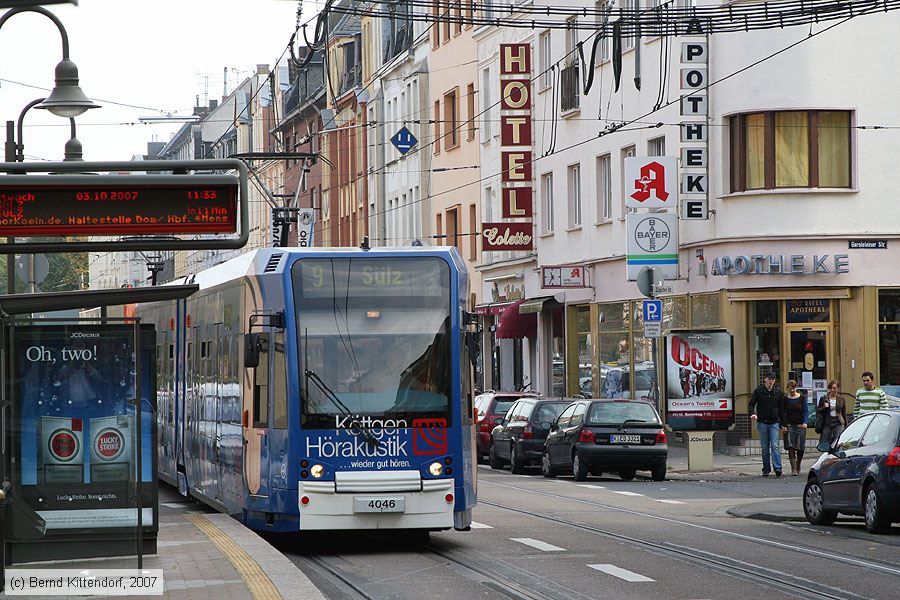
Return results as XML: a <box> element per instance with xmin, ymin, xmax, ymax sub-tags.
<box><xmin>292</xmin><ymin>257</ymin><xmax>453</xmax><ymax>429</ymax></box>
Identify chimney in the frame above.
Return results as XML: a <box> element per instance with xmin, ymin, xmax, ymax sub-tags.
<box><xmin>209</xmin><ymin>99</ymin><xmax>218</xmax><ymax>110</ymax></box>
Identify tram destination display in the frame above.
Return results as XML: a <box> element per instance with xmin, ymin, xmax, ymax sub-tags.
<box><xmin>0</xmin><ymin>175</ymin><xmax>238</xmax><ymax>236</ymax></box>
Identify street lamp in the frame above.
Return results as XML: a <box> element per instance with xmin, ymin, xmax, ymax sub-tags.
<box><xmin>0</xmin><ymin>6</ymin><xmax>99</xmax><ymax>117</ymax></box>
<box><xmin>1</xmin><ymin>5</ymin><xmax>98</xmax><ymax>294</ymax></box>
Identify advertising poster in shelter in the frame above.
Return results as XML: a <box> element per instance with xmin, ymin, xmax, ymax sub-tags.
<box><xmin>10</xmin><ymin>324</ymin><xmax>157</xmax><ymax>537</ymax></box>
<box><xmin>664</xmin><ymin>329</ymin><xmax>735</xmax><ymax>431</ymax></box>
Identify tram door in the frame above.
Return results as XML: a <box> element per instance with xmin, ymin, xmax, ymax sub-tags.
<box><xmin>244</xmin><ymin>330</ymin><xmax>271</xmax><ymax>499</ymax></box>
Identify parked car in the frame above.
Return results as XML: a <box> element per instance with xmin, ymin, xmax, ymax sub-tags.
<box><xmin>474</xmin><ymin>391</ymin><xmax>540</xmax><ymax>462</ymax></box>
<box><xmin>803</xmin><ymin>410</ymin><xmax>900</xmax><ymax>533</ymax></box>
<box><xmin>541</xmin><ymin>399</ymin><xmax>668</xmax><ymax>481</ymax></box>
<box><xmin>489</xmin><ymin>399</ymin><xmax>572</xmax><ymax>473</ymax></box>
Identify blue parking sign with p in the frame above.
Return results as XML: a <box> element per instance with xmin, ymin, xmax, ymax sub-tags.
<box><xmin>643</xmin><ymin>300</ymin><xmax>662</xmax><ymax>323</ymax></box>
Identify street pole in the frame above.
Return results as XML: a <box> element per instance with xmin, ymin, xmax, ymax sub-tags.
<box><xmin>5</xmin><ymin>121</ymin><xmax>14</xmax><ymax>295</ymax></box>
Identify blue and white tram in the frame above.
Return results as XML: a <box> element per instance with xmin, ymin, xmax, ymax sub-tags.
<box><xmin>138</xmin><ymin>246</ymin><xmax>477</xmax><ymax>533</ymax></box>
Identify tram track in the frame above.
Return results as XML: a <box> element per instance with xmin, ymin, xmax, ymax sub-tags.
<box><xmin>483</xmin><ymin>479</ymin><xmax>900</xmax><ymax>579</ymax></box>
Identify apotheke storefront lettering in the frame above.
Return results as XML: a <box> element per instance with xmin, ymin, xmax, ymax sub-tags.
<box><xmin>711</xmin><ymin>254</ymin><xmax>849</xmax><ymax>276</ymax></box>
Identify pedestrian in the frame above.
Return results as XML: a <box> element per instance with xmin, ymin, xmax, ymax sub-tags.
<box><xmin>853</xmin><ymin>371</ymin><xmax>889</xmax><ymax>420</ymax></box>
<box><xmin>749</xmin><ymin>373</ymin><xmax>786</xmax><ymax>478</ymax></box>
<box><xmin>818</xmin><ymin>380</ymin><xmax>847</xmax><ymax>446</ymax></box>
<box><xmin>782</xmin><ymin>380</ymin><xmax>808</xmax><ymax>476</ymax></box>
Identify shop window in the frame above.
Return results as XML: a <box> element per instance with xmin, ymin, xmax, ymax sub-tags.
<box><xmin>663</xmin><ymin>296</ymin><xmax>689</xmax><ymax>330</ymax></box>
<box><xmin>753</xmin><ymin>324</ymin><xmax>781</xmax><ymax>384</ymax></box>
<box><xmin>691</xmin><ymin>293</ymin><xmax>722</xmax><ymax>328</ymax></box>
<box><xmin>573</xmin><ymin>305</ymin><xmax>593</xmax><ymax>397</ymax></box>
<box><xmin>551</xmin><ymin>306</ymin><xmax>566</xmax><ymax>397</ymax></box>
<box><xmin>599</xmin><ymin>301</ymin><xmax>630</xmax><ymax>332</ymax></box>
<box><xmin>597</xmin><ymin>302</ymin><xmax>630</xmax><ymax>399</ymax></box>
<box><xmin>878</xmin><ymin>289</ymin><xmax>900</xmax><ymax>391</ymax></box>
<box><xmin>753</xmin><ymin>299</ymin><xmax>780</xmax><ymax>325</ymax></box>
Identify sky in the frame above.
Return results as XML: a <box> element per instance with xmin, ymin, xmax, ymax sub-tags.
<box><xmin>0</xmin><ymin>0</ymin><xmax>323</xmax><ymax>163</ymax></box>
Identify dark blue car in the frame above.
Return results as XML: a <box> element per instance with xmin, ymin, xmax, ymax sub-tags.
<box><xmin>803</xmin><ymin>410</ymin><xmax>900</xmax><ymax>533</ymax></box>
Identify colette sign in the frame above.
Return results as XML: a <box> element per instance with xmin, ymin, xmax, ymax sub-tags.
<box><xmin>481</xmin><ymin>222</ymin><xmax>534</xmax><ymax>251</ymax></box>
<box><xmin>485</xmin><ymin>42</ymin><xmax>534</xmax><ymax>251</ymax></box>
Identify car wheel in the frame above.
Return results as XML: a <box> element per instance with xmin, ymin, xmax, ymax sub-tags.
<box><xmin>864</xmin><ymin>483</ymin><xmax>892</xmax><ymax>534</ymax></box>
<box><xmin>573</xmin><ymin>452</ymin><xmax>589</xmax><ymax>481</ymax></box>
<box><xmin>803</xmin><ymin>478</ymin><xmax>837</xmax><ymax>525</ymax></box>
<box><xmin>541</xmin><ymin>451</ymin><xmax>556</xmax><ymax>478</ymax></box>
<box><xmin>509</xmin><ymin>444</ymin><xmax>525</xmax><ymax>475</ymax></box>
<box><xmin>651</xmin><ymin>464</ymin><xmax>667</xmax><ymax>482</ymax></box>
<box><xmin>489</xmin><ymin>443</ymin><xmax>505</xmax><ymax>470</ymax></box>
<box><xmin>619</xmin><ymin>468</ymin><xmax>637</xmax><ymax>481</ymax></box>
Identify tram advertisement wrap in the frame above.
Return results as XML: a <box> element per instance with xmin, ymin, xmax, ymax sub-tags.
<box><xmin>12</xmin><ymin>324</ymin><xmax>157</xmax><ymax>533</ymax></box>
<box><xmin>664</xmin><ymin>329</ymin><xmax>735</xmax><ymax>431</ymax></box>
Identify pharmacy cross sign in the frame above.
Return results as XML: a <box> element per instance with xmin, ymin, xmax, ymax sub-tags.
<box><xmin>390</xmin><ymin>126</ymin><xmax>418</xmax><ymax>155</ymax></box>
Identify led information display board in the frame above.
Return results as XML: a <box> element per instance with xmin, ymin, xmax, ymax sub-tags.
<box><xmin>0</xmin><ymin>175</ymin><xmax>238</xmax><ymax>236</ymax></box>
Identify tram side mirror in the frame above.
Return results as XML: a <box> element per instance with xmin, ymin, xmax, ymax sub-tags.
<box><xmin>244</xmin><ymin>333</ymin><xmax>261</xmax><ymax>368</ymax></box>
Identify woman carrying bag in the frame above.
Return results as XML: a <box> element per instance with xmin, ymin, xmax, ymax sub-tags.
<box><xmin>783</xmin><ymin>380</ymin><xmax>808</xmax><ymax>475</ymax></box>
<box><xmin>817</xmin><ymin>380</ymin><xmax>847</xmax><ymax>447</ymax></box>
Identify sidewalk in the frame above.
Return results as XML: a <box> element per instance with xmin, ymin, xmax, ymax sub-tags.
<box><xmin>7</xmin><ymin>485</ymin><xmax>325</xmax><ymax>600</ymax></box>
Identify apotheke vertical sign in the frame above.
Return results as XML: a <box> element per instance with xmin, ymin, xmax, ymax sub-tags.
<box><xmin>680</xmin><ymin>32</ymin><xmax>709</xmax><ymax>220</ymax></box>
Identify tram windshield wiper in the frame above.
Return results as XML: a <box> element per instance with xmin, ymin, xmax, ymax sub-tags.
<box><xmin>304</xmin><ymin>368</ymin><xmax>380</xmax><ymax>447</ymax></box>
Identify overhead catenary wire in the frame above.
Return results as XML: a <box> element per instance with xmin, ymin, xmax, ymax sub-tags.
<box><xmin>305</xmin><ymin>8</ymin><xmax>870</xmax><ymax>241</ymax></box>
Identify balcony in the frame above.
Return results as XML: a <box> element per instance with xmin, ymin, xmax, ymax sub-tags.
<box><xmin>560</xmin><ymin>63</ymin><xmax>580</xmax><ymax>113</ymax></box>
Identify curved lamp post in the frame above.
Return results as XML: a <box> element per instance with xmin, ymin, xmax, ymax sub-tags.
<box><xmin>16</xmin><ymin>98</ymin><xmax>82</xmax><ymax>162</ymax></box>
<box><xmin>0</xmin><ymin>6</ymin><xmax>99</xmax><ymax>117</ymax></box>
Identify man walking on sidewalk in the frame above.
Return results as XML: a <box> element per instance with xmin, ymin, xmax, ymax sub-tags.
<box><xmin>854</xmin><ymin>371</ymin><xmax>888</xmax><ymax>420</ymax></box>
<box><xmin>749</xmin><ymin>374</ymin><xmax>786</xmax><ymax>478</ymax></box>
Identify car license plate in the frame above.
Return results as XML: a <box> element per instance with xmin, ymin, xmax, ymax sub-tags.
<box><xmin>353</xmin><ymin>496</ymin><xmax>405</xmax><ymax>513</ymax></box>
<box><xmin>610</xmin><ymin>434</ymin><xmax>641</xmax><ymax>444</ymax></box>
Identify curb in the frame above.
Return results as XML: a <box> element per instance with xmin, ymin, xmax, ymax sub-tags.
<box><xmin>193</xmin><ymin>513</ymin><xmax>326</xmax><ymax>600</ymax></box>
<box><xmin>726</xmin><ymin>506</ymin><xmax>802</xmax><ymax>523</ymax></box>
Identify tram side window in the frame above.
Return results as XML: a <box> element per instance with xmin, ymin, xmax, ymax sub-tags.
<box><xmin>253</xmin><ymin>333</ymin><xmax>270</xmax><ymax>428</ymax></box>
<box><xmin>273</xmin><ymin>332</ymin><xmax>288</xmax><ymax>429</ymax></box>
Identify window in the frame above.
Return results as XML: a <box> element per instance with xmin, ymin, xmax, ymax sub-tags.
<box><xmin>570</xmin><ymin>403</ymin><xmax>586</xmax><ymax>428</ymax></box>
<box><xmin>556</xmin><ymin>404</ymin><xmax>576</xmax><ymax>428</ymax></box>
<box><xmin>596</xmin><ymin>1</ymin><xmax>611</xmax><ymax>62</ymax></box>
<box><xmin>729</xmin><ymin>110</ymin><xmax>852</xmax><ymax>192</ymax></box>
<box><xmin>837</xmin><ymin>415</ymin><xmax>874</xmax><ymax>451</ymax></box>
<box><xmin>878</xmin><ymin>289</ymin><xmax>900</xmax><ymax>390</ymax></box>
<box><xmin>436</xmin><ymin>212</ymin><xmax>443</xmax><ymax>237</ymax></box>
<box><xmin>466</xmin><ymin>82</ymin><xmax>476</xmax><ymax>141</ymax></box>
<box><xmin>442</xmin><ymin>1</ymin><xmax>451</xmax><ymax>42</ymax></box>
<box><xmin>433</xmin><ymin>100</ymin><xmax>441</xmax><ymax>154</ymax></box>
<box><xmin>861</xmin><ymin>414</ymin><xmax>892</xmax><ymax>448</ymax></box>
<box><xmin>444</xmin><ymin>89</ymin><xmax>459</xmax><ymax>149</ymax></box>
<box><xmin>596</xmin><ymin>154</ymin><xmax>612</xmax><ymax>221</ymax></box>
<box><xmin>540</xmin><ymin>172</ymin><xmax>554</xmax><ymax>233</ymax></box>
<box><xmin>624</xmin><ymin>0</ymin><xmax>639</xmax><ymax>49</ymax></box>
<box><xmin>539</xmin><ymin>31</ymin><xmax>552</xmax><ymax>90</ymax></box>
<box><xmin>567</xmin><ymin>163</ymin><xmax>582</xmax><ymax>228</ymax></box>
<box><xmin>447</xmin><ymin>207</ymin><xmax>459</xmax><ymax>249</ymax></box>
<box><xmin>481</xmin><ymin>67</ymin><xmax>492</xmax><ymax>140</ymax></box>
<box><xmin>648</xmin><ymin>136</ymin><xmax>665</xmax><ymax>157</ymax></box>
<box><xmin>621</xmin><ymin>145</ymin><xmax>636</xmax><ymax>214</ymax></box>
<box><xmin>468</xmin><ymin>203</ymin><xmax>477</xmax><ymax>259</ymax></box>
<box><xmin>453</xmin><ymin>0</ymin><xmax>462</xmax><ymax>35</ymax></box>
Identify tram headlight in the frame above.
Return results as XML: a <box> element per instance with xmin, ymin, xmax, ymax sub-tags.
<box><xmin>310</xmin><ymin>464</ymin><xmax>324</xmax><ymax>478</ymax></box>
<box><xmin>428</xmin><ymin>462</ymin><xmax>443</xmax><ymax>476</ymax></box>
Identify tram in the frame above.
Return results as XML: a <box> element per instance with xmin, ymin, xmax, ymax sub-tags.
<box><xmin>138</xmin><ymin>246</ymin><xmax>477</xmax><ymax>533</ymax></box>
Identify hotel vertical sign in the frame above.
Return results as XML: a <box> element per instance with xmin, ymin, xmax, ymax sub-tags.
<box><xmin>483</xmin><ymin>43</ymin><xmax>534</xmax><ymax>251</ymax></box>
<box><xmin>680</xmin><ymin>30</ymin><xmax>709</xmax><ymax>220</ymax></box>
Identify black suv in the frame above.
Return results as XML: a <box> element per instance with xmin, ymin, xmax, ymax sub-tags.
<box><xmin>489</xmin><ymin>399</ymin><xmax>572</xmax><ymax>473</ymax></box>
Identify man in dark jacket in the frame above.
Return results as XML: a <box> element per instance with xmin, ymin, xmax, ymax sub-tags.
<box><xmin>748</xmin><ymin>374</ymin><xmax>786</xmax><ymax>477</ymax></box>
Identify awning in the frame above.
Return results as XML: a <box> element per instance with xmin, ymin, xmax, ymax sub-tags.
<box><xmin>0</xmin><ymin>285</ymin><xmax>199</xmax><ymax>316</ymax></box>
<box><xmin>496</xmin><ymin>299</ymin><xmax>537</xmax><ymax>339</ymax></box>
<box><xmin>519</xmin><ymin>295</ymin><xmax>563</xmax><ymax>314</ymax></box>
<box><xmin>473</xmin><ymin>302</ymin><xmax>515</xmax><ymax>316</ymax></box>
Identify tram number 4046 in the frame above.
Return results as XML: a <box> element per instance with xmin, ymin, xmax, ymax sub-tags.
<box><xmin>353</xmin><ymin>496</ymin><xmax>406</xmax><ymax>513</ymax></box>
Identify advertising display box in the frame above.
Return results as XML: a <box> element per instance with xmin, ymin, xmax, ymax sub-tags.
<box><xmin>7</xmin><ymin>323</ymin><xmax>157</xmax><ymax>563</ymax></box>
<box><xmin>664</xmin><ymin>329</ymin><xmax>735</xmax><ymax>431</ymax></box>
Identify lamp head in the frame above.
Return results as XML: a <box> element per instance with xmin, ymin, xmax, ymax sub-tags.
<box><xmin>36</xmin><ymin>59</ymin><xmax>100</xmax><ymax>118</ymax></box>
<box><xmin>63</xmin><ymin>137</ymin><xmax>83</xmax><ymax>161</ymax></box>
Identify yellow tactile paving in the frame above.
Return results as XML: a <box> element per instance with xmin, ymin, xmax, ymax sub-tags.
<box><xmin>185</xmin><ymin>513</ymin><xmax>282</xmax><ymax>600</ymax></box>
